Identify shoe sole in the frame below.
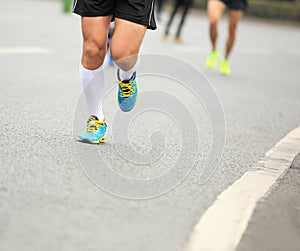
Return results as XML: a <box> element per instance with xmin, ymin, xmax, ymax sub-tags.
<box><xmin>77</xmin><ymin>136</ymin><xmax>106</xmax><ymax>144</ymax></box>
<box><xmin>219</xmin><ymin>69</ymin><xmax>230</xmax><ymax>75</ymax></box>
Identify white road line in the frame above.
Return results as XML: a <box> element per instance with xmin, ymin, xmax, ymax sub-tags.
<box><xmin>183</xmin><ymin>126</ymin><xmax>300</xmax><ymax>251</ymax></box>
<box><xmin>0</xmin><ymin>47</ymin><xmax>55</xmax><ymax>55</ymax></box>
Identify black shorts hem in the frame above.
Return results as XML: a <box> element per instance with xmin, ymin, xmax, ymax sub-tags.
<box><xmin>114</xmin><ymin>14</ymin><xmax>156</xmax><ymax>30</ymax></box>
<box><xmin>73</xmin><ymin>12</ymin><xmax>157</xmax><ymax>30</ymax></box>
<box><xmin>73</xmin><ymin>10</ymin><xmax>113</xmax><ymax>17</ymax></box>
<box><xmin>218</xmin><ymin>0</ymin><xmax>247</xmax><ymax>11</ymax></box>
<box><xmin>229</xmin><ymin>6</ymin><xmax>247</xmax><ymax>11</ymax></box>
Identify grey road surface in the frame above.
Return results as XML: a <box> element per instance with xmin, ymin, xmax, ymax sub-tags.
<box><xmin>0</xmin><ymin>0</ymin><xmax>300</xmax><ymax>251</ymax></box>
<box><xmin>237</xmin><ymin>154</ymin><xmax>300</xmax><ymax>251</ymax></box>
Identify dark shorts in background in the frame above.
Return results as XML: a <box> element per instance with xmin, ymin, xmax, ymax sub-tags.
<box><xmin>219</xmin><ymin>0</ymin><xmax>247</xmax><ymax>11</ymax></box>
<box><xmin>72</xmin><ymin>0</ymin><xmax>157</xmax><ymax>30</ymax></box>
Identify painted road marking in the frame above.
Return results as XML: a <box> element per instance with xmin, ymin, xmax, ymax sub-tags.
<box><xmin>183</xmin><ymin>126</ymin><xmax>300</xmax><ymax>251</ymax></box>
<box><xmin>0</xmin><ymin>47</ymin><xmax>55</xmax><ymax>55</ymax></box>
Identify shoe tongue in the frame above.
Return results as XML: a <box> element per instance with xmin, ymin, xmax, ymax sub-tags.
<box><xmin>121</xmin><ymin>76</ymin><xmax>134</xmax><ymax>83</ymax></box>
<box><xmin>120</xmin><ymin>71</ymin><xmax>136</xmax><ymax>83</ymax></box>
<box><xmin>90</xmin><ymin>115</ymin><xmax>99</xmax><ymax>120</ymax></box>
<box><xmin>122</xmin><ymin>79</ymin><xmax>131</xmax><ymax>83</ymax></box>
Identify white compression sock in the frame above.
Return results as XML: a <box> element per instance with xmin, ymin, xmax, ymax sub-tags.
<box><xmin>117</xmin><ymin>56</ymin><xmax>140</xmax><ymax>81</ymax></box>
<box><xmin>79</xmin><ymin>63</ymin><xmax>105</xmax><ymax>121</ymax></box>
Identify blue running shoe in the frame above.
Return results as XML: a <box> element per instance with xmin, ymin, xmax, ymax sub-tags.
<box><xmin>77</xmin><ymin>116</ymin><xmax>107</xmax><ymax>144</ymax></box>
<box><xmin>117</xmin><ymin>71</ymin><xmax>138</xmax><ymax>112</ymax></box>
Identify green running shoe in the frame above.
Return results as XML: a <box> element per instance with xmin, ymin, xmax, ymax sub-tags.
<box><xmin>206</xmin><ymin>49</ymin><xmax>220</xmax><ymax>68</ymax></box>
<box><xmin>219</xmin><ymin>60</ymin><xmax>231</xmax><ymax>75</ymax></box>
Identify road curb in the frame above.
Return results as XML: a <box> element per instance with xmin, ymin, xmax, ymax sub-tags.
<box><xmin>183</xmin><ymin>126</ymin><xmax>300</xmax><ymax>251</ymax></box>
<box><xmin>236</xmin><ymin>153</ymin><xmax>300</xmax><ymax>251</ymax></box>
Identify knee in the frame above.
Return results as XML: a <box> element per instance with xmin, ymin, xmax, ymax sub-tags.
<box><xmin>83</xmin><ymin>41</ymin><xmax>106</xmax><ymax>60</ymax></box>
<box><xmin>110</xmin><ymin>45</ymin><xmax>138</xmax><ymax>71</ymax></box>
<box><xmin>210</xmin><ymin>19</ymin><xmax>218</xmax><ymax>29</ymax></box>
<box><xmin>110</xmin><ymin>45</ymin><xmax>135</xmax><ymax>62</ymax></box>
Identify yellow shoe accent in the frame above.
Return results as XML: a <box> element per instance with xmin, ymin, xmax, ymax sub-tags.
<box><xmin>117</xmin><ymin>80</ymin><xmax>136</xmax><ymax>98</ymax></box>
<box><xmin>99</xmin><ymin>135</ymin><xmax>106</xmax><ymax>143</ymax></box>
<box><xmin>117</xmin><ymin>72</ymin><xmax>138</xmax><ymax>112</ymax></box>
<box><xmin>77</xmin><ymin>116</ymin><xmax>107</xmax><ymax>144</ymax></box>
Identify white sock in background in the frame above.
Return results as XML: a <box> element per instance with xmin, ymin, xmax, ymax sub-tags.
<box><xmin>117</xmin><ymin>55</ymin><xmax>140</xmax><ymax>81</ymax></box>
<box><xmin>79</xmin><ymin>63</ymin><xmax>105</xmax><ymax>121</ymax></box>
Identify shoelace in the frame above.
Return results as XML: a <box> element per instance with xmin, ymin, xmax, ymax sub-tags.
<box><xmin>118</xmin><ymin>80</ymin><xmax>135</xmax><ymax>98</ymax></box>
<box><xmin>86</xmin><ymin>117</ymin><xmax>105</xmax><ymax>132</ymax></box>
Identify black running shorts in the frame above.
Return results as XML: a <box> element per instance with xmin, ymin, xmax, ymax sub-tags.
<box><xmin>219</xmin><ymin>0</ymin><xmax>247</xmax><ymax>11</ymax></box>
<box><xmin>72</xmin><ymin>0</ymin><xmax>157</xmax><ymax>30</ymax></box>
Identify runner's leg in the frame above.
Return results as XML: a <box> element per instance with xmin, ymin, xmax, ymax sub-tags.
<box><xmin>110</xmin><ymin>18</ymin><xmax>147</xmax><ymax>78</ymax></box>
<box><xmin>225</xmin><ymin>9</ymin><xmax>243</xmax><ymax>59</ymax></box>
<box><xmin>81</xmin><ymin>16</ymin><xmax>111</xmax><ymax>69</ymax></box>
<box><xmin>207</xmin><ymin>0</ymin><xmax>225</xmax><ymax>51</ymax></box>
<box><xmin>80</xmin><ymin>16</ymin><xmax>111</xmax><ymax>120</ymax></box>
<box><xmin>175</xmin><ymin>0</ymin><xmax>191</xmax><ymax>39</ymax></box>
<box><xmin>165</xmin><ymin>0</ymin><xmax>181</xmax><ymax>37</ymax></box>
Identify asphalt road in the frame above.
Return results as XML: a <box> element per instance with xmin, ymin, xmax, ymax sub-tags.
<box><xmin>237</xmin><ymin>154</ymin><xmax>300</xmax><ymax>251</ymax></box>
<box><xmin>0</xmin><ymin>0</ymin><xmax>300</xmax><ymax>251</ymax></box>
